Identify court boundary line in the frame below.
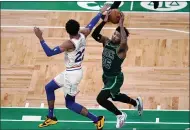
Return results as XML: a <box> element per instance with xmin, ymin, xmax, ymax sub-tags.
<box><xmin>130</xmin><ymin>1</ymin><xmax>134</xmax><ymax>11</ymax></box>
<box><xmin>1</xmin><ymin>25</ymin><xmax>189</xmax><ymax>34</ymax></box>
<box><xmin>1</xmin><ymin>9</ymin><xmax>189</xmax><ymax>14</ymax></box>
<box><xmin>1</xmin><ymin>107</ymin><xmax>189</xmax><ymax>111</ymax></box>
<box><xmin>0</xmin><ymin>119</ymin><xmax>189</xmax><ymax>125</ymax></box>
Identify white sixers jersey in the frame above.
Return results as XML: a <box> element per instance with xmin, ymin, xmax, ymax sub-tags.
<box><xmin>64</xmin><ymin>33</ymin><xmax>86</xmax><ymax>68</ymax></box>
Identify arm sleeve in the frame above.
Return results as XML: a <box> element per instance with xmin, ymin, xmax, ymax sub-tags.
<box><xmin>91</xmin><ymin>21</ymin><xmax>106</xmax><ymax>42</ymax></box>
<box><xmin>40</xmin><ymin>40</ymin><xmax>62</xmax><ymax>57</ymax></box>
<box><xmin>86</xmin><ymin>13</ymin><xmax>102</xmax><ymax>30</ymax></box>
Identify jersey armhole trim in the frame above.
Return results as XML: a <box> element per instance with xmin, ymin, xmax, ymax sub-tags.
<box><xmin>69</xmin><ymin>39</ymin><xmax>77</xmax><ymax>51</ymax></box>
<box><xmin>116</xmin><ymin>47</ymin><xmax>126</xmax><ymax>60</ymax></box>
<box><xmin>80</xmin><ymin>33</ymin><xmax>85</xmax><ymax>38</ymax></box>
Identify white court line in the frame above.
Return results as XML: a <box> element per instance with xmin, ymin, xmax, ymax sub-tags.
<box><xmin>1</xmin><ymin>25</ymin><xmax>189</xmax><ymax>34</ymax></box>
<box><xmin>22</xmin><ymin>115</ymin><xmax>41</xmax><ymax>121</ymax></box>
<box><xmin>1</xmin><ymin>107</ymin><xmax>189</xmax><ymax>111</ymax></box>
<box><xmin>130</xmin><ymin>1</ymin><xmax>134</xmax><ymax>11</ymax></box>
<box><xmin>0</xmin><ymin>119</ymin><xmax>190</xmax><ymax>125</ymax></box>
<box><xmin>1</xmin><ymin>9</ymin><xmax>189</xmax><ymax>14</ymax></box>
<box><xmin>0</xmin><ymin>119</ymin><xmax>189</xmax><ymax>125</ymax></box>
<box><xmin>165</xmin><ymin>28</ymin><xmax>189</xmax><ymax>34</ymax></box>
<box><xmin>156</xmin><ymin>118</ymin><xmax>160</xmax><ymax>123</ymax></box>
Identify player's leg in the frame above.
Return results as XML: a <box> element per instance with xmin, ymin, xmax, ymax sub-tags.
<box><xmin>64</xmin><ymin>69</ymin><xmax>105</xmax><ymax>130</ymax></box>
<box><xmin>111</xmin><ymin>72</ymin><xmax>143</xmax><ymax>116</ymax></box>
<box><xmin>112</xmin><ymin>93</ymin><xmax>143</xmax><ymax>116</ymax></box>
<box><xmin>97</xmin><ymin>89</ymin><xmax>122</xmax><ymax>116</ymax></box>
<box><xmin>110</xmin><ymin>72</ymin><xmax>137</xmax><ymax>107</ymax></box>
<box><xmin>65</xmin><ymin>94</ymin><xmax>104</xmax><ymax>130</ymax></box>
<box><xmin>97</xmin><ymin>73</ymin><xmax>127</xmax><ymax>128</ymax></box>
<box><xmin>97</xmin><ymin>89</ymin><xmax>127</xmax><ymax>129</ymax></box>
<box><xmin>112</xmin><ymin>93</ymin><xmax>137</xmax><ymax>107</ymax></box>
<box><xmin>39</xmin><ymin>79</ymin><xmax>60</xmax><ymax>128</ymax></box>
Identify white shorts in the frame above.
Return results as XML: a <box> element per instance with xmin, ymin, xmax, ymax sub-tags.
<box><xmin>54</xmin><ymin>67</ymin><xmax>83</xmax><ymax>96</ymax></box>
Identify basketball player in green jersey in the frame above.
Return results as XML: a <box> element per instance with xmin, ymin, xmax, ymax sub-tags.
<box><xmin>91</xmin><ymin>12</ymin><xmax>143</xmax><ymax>128</ymax></box>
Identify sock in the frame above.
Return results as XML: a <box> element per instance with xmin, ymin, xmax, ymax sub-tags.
<box><xmin>87</xmin><ymin>112</ymin><xmax>99</xmax><ymax>123</ymax></box>
<box><xmin>131</xmin><ymin>98</ymin><xmax>137</xmax><ymax>107</ymax></box>
<box><xmin>45</xmin><ymin>80</ymin><xmax>60</xmax><ymax>118</ymax></box>
<box><xmin>112</xmin><ymin>93</ymin><xmax>137</xmax><ymax>107</ymax></box>
<box><xmin>48</xmin><ymin>108</ymin><xmax>54</xmax><ymax>118</ymax></box>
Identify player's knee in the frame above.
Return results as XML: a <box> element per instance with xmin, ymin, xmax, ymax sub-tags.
<box><xmin>111</xmin><ymin>97</ymin><xmax>117</xmax><ymax>101</ymax></box>
<box><xmin>65</xmin><ymin>100</ymin><xmax>73</xmax><ymax>109</ymax></box>
<box><xmin>96</xmin><ymin>94</ymin><xmax>106</xmax><ymax>105</ymax></box>
<box><xmin>45</xmin><ymin>83</ymin><xmax>52</xmax><ymax>93</ymax></box>
<box><xmin>65</xmin><ymin>101</ymin><xmax>72</xmax><ymax>109</ymax></box>
<box><xmin>111</xmin><ymin>96</ymin><xmax>119</xmax><ymax>101</ymax></box>
<box><xmin>65</xmin><ymin>94</ymin><xmax>75</xmax><ymax>108</ymax></box>
<box><xmin>111</xmin><ymin>93</ymin><xmax>121</xmax><ymax>101</ymax></box>
<box><xmin>45</xmin><ymin>80</ymin><xmax>60</xmax><ymax>93</ymax></box>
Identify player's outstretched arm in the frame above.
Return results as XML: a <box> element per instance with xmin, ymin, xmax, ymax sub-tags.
<box><xmin>91</xmin><ymin>11</ymin><xmax>110</xmax><ymax>46</ymax></box>
<box><xmin>117</xmin><ymin>12</ymin><xmax>129</xmax><ymax>59</ymax></box>
<box><xmin>34</xmin><ymin>27</ymin><xmax>71</xmax><ymax>57</ymax></box>
<box><xmin>80</xmin><ymin>4</ymin><xmax>110</xmax><ymax>37</ymax></box>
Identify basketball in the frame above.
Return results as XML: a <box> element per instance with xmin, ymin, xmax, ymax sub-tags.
<box><xmin>108</xmin><ymin>9</ymin><xmax>121</xmax><ymax>24</ymax></box>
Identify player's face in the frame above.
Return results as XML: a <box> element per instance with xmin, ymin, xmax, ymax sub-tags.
<box><xmin>111</xmin><ymin>31</ymin><xmax>121</xmax><ymax>44</ymax></box>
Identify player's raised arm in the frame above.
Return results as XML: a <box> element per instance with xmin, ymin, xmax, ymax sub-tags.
<box><xmin>79</xmin><ymin>4</ymin><xmax>110</xmax><ymax>37</ymax></box>
<box><xmin>117</xmin><ymin>12</ymin><xmax>130</xmax><ymax>58</ymax></box>
<box><xmin>34</xmin><ymin>27</ymin><xmax>73</xmax><ymax>57</ymax></box>
<box><xmin>91</xmin><ymin>11</ymin><xmax>110</xmax><ymax>46</ymax></box>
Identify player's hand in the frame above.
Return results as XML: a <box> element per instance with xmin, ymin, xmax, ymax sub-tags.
<box><xmin>34</xmin><ymin>27</ymin><xmax>43</xmax><ymax>41</ymax></box>
<box><xmin>103</xmin><ymin>10</ymin><xmax>111</xmax><ymax>22</ymax></box>
<box><xmin>119</xmin><ymin>12</ymin><xmax>125</xmax><ymax>27</ymax></box>
<box><xmin>100</xmin><ymin>4</ymin><xmax>110</xmax><ymax>13</ymax></box>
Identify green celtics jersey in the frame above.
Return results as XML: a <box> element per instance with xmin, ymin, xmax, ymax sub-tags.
<box><xmin>102</xmin><ymin>41</ymin><xmax>124</xmax><ymax>76</ymax></box>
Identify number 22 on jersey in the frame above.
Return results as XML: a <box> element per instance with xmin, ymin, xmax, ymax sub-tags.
<box><xmin>75</xmin><ymin>48</ymin><xmax>85</xmax><ymax>63</ymax></box>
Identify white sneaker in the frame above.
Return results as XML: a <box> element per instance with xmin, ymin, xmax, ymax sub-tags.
<box><xmin>135</xmin><ymin>97</ymin><xmax>143</xmax><ymax>116</ymax></box>
<box><xmin>116</xmin><ymin>112</ymin><xmax>127</xmax><ymax>128</ymax></box>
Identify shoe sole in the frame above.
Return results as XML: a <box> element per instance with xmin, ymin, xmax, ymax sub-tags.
<box><xmin>39</xmin><ymin>121</ymin><xmax>58</xmax><ymax>128</ymax></box>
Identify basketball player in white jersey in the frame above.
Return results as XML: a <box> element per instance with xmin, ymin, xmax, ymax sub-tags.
<box><xmin>34</xmin><ymin>5</ymin><xmax>110</xmax><ymax>130</ymax></box>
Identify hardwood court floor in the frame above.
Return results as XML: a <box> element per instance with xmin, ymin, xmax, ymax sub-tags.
<box><xmin>1</xmin><ymin>10</ymin><xmax>189</xmax><ymax>109</ymax></box>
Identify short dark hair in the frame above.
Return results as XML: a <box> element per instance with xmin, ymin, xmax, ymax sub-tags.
<box><xmin>65</xmin><ymin>19</ymin><xmax>80</xmax><ymax>36</ymax></box>
<box><xmin>116</xmin><ymin>26</ymin><xmax>130</xmax><ymax>37</ymax></box>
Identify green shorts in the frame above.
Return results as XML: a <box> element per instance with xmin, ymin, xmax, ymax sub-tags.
<box><xmin>102</xmin><ymin>72</ymin><xmax>124</xmax><ymax>98</ymax></box>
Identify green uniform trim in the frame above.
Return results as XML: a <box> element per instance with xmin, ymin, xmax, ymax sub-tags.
<box><xmin>102</xmin><ymin>72</ymin><xmax>124</xmax><ymax>98</ymax></box>
<box><xmin>102</xmin><ymin>75</ymin><xmax>117</xmax><ymax>90</ymax></box>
